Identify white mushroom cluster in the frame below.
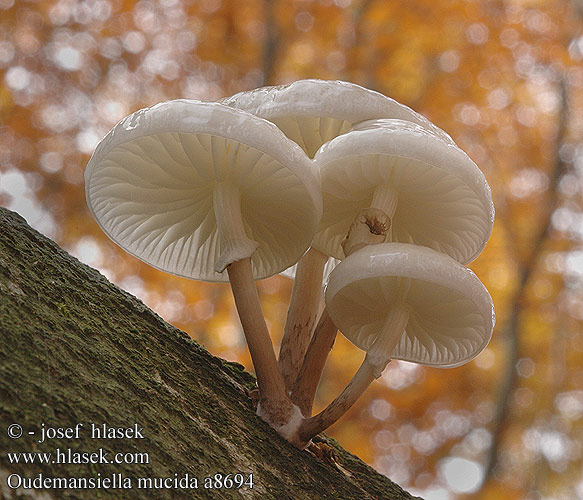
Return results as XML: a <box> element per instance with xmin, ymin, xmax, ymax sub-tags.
<box><xmin>85</xmin><ymin>80</ymin><xmax>495</xmax><ymax>449</ymax></box>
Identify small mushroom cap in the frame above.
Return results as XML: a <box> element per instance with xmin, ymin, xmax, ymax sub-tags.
<box><xmin>220</xmin><ymin>79</ymin><xmax>455</xmax><ymax>157</ymax></box>
<box><xmin>314</xmin><ymin>119</ymin><xmax>494</xmax><ymax>264</ymax></box>
<box><xmin>325</xmin><ymin>243</ymin><xmax>495</xmax><ymax>368</ymax></box>
<box><xmin>85</xmin><ymin>100</ymin><xmax>322</xmax><ymax>282</ymax></box>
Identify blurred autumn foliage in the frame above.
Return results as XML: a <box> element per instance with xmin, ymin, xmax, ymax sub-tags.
<box><xmin>1</xmin><ymin>0</ymin><xmax>582</xmax><ymax>498</ymax></box>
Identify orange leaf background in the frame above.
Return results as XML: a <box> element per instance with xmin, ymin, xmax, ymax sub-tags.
<box><xmin>1</xmin><ymin>0</ymin><xmax>582</xmax><ymax>498</ymax></box>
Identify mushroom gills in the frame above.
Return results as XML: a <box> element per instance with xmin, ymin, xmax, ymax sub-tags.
<box><xmin>314</xmin><ymin>119</ymin><xmax>494</xmax><ymax>264</ymax></box>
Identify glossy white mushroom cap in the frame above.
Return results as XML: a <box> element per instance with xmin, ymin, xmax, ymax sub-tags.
<box><xmin>325</xmin><ymin>243</ymin><xmax>495</xmax><ymax>368</ymax></box>
<box><xmin>220</xmin><ymin>79</ymin><xmax>455</xmax><ymax>158</ymax></box>
<box><xmin>313</xmin><ymin>119</ymin><xmax>494</xmax><ymax>264</ymax></box>
<box><xmin>85</xmin><ymin>99</ymin><xmax>322</xmax><ymax>282</ymax></box>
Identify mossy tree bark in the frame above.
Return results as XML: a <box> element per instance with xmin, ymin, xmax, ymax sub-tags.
<box><xmin>0</xmin><ymin>207</ymin><xmax>422</xmax><ymax>500</ymax></box>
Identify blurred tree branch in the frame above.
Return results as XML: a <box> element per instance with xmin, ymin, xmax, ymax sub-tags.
<box><xmin>262</xmin><ymin>0</ymin><xmax>279</xmax><ymax>86</ymax></box>
<box><xmin>342</xmin><ymin>0</ymin><xmax>377</xmax><ymax>88</ymax></box>
<box><xmin>481</xmin><ymin>77</ymin><xmax>571</xmax><ymax>487</ymax></box>
<box><xmin>530</xmin><ymin>317</ymin><xmax>570</xmax><ymax>494</ymax></box>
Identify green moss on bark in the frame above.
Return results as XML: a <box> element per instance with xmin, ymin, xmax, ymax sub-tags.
<box><xmin>0</xmin><ymin>207</ymin><xmax>421</xmax><ymax>500</ymax></box>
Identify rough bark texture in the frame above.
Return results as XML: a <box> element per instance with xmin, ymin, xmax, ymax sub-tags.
<box><xmin>0</xmin><ymin>207</ymin><xmax>422</xmax><ymax>500</ymax></box>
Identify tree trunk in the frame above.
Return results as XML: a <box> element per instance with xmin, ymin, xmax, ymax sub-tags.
<box><xmin>0</xmin><ymin>207</ymin><xmax>422</xmax><ymax>500</ymax></box>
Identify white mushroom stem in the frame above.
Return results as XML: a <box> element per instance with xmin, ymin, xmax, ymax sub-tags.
<box><xmin>296</xmin><ymin>356</ymin><xmax>376</xmax><ymax>446</ymax></box>
<box><xmin>291</xmin><ymin>183</ymin><xmax>399</xmax><ymax>414</ymax></box>
<box><xmin>213</xmin><ymin>182</ymin><xmax>259</xmax><ymax>274</ymax></box>
<box><xmin>341</xmin><ymin>184</ymin><xmax>398</xmax><ymax>256</ymax></box>
<box><xmin>278</xmin><ymin>247</ymin><xmax>328</xmax><ymax>391</ymax></box>
<box><xmin>291</xmin><ymin>309</ymin><xmax>337</xmax><ymax>416</ymax></box>
<box><xmin>366</xmin><ymin>301</ymin><xmax>410</xmax><ymax>378</ymax></box>
<box><xmin>227</xmin><ymin>259</ymin><xmax>298</xmax><ymax>432</ymax></box>
<box><xmin>213</xmin><ymin>182</ymin><xmax>298</xmax><ymax>434</ymax></box>
<box><xmin>297</xmin><ymin>301</ymin><xmax>410</xmax><ymax>444</ymax></box>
